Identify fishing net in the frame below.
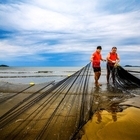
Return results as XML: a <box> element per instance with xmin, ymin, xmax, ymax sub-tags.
<box><xmin>0</xmin><ymin>81</ymin><xmax>55</xmax><ymax>104</ymax></box>
<box><xmin>111</xmin><ymin>65</ymin><xmax>140</xmax><ymax>93</ymax></box>
<box><xmin>0</xmin><ymin>63</ymin><xmax>95</xmax><ymax>140</ymax></box>
<box><xmin>0</xmin><ymin>63</ymin><xmax>140</xmax><ymax>140</ymax></box>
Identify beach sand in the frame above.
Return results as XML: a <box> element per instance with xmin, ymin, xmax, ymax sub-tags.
<box><xmin>81</xmin><ymin>107</ymin><xmax>140</xmax><ymax>140</ymax></box>
<box><xmin>78</xmin><ymin>73</ymin><xmax>140</xmax><ymax>140</ymax></box>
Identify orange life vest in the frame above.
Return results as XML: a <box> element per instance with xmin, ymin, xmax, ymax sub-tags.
<box><xmin>108</xmin><ymin>52</ymin><xmax>118</xmax><ymax>66</ymax></box>
<box><xmin>92</xmin><ymin>51</ymin><xmax>101</xmax><ymax>67</ymax></box>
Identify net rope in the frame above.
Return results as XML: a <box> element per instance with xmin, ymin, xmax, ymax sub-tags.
<box><xmin>0</xmin><ymin>63</ymin><xmax>140</xmax><ymax>140</ymax></box>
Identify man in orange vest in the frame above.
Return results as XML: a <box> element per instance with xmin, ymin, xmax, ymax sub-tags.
<box><xmin>90</xmin><ymin>46</ymin><xmax>106</xmax><ymax>86</ymax></box>
<box><xmin>106</xmin><ymin>46</ymin><xmax>120</xmax><ymax>83</ymax></box>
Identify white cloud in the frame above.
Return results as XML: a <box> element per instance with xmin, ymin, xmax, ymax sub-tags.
<box><xmin>0</xmin><ymin>0</ymin><xmax>140</xmax><ymax>66</ymax></box>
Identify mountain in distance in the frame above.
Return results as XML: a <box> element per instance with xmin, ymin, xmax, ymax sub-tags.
<box><xmin>124</xmin><ymin>65</ymin><xmax>140</xmax><ymax>67</ymax></box>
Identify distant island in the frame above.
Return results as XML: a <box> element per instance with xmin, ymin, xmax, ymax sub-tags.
<box><xmin>124</xmin><ymin>65</ymin><xmax>140</xmax><ymax>67</ymax></box>
<box><xmin>0</xmin><ymin>64</ymin><xmax>9</xmax><ymax>67</ymax></box>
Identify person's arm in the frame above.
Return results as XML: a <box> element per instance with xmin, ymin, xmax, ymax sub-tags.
<box><xmin>116</xmin><ymin>54</ymin><xmax>120</xmax><ymax>62</ymax></box>
<box><xmin>100</xmin><ymin>54</ymin><xmax>106</xmax><ymax>61</ymax></box>
<box><xmin>107</xmin><ymin>53</ymin><xmax>112</xmax><ymax>62</ymax></box>
<box><xmin>90</xmin><ymin>54</ymin><xmax>94</xmax><ymax>62</ymax></box>
<box><xmin>101</xmin><ymin>57</ymin><xmax>106</xmax><ymax>61</ymax></box>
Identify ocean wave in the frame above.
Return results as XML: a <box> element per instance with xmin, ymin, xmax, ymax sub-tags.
<box><xmin>0</xmin><ymin>75</ymin><xmax>67</xmax><ymax>78</ymax></box>
<box><xmin>0</xmin><ymin>70</ymin><xmax>76</xmax><ymax>74</ymax></box>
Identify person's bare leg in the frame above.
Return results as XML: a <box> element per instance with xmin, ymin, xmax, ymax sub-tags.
<box><xmin>94</xmin><ymin>72</ymin><xmax>98</xmax><ymax>85</ymax></box>
<box><xmin>95</xmin><ymin>72</ymin><xmax>102</xmax><ymax>86</ymax></box>
<box><xmin>97</xmin><ymin>71</ymin><xmax>102</xmax><ymax>86</ymax></box>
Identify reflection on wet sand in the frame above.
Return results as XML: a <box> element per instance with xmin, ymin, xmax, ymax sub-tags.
<box><xmin>79</xmin><ymin>81</ymin><xmax>140</xmax><ymax>140</ymax></box>
<box><xmin>81</xmin><ymin>107</ymin><xmax>140</xmax><ymax>140</ymax></box>
<box><xmin>95</xmin><ymin>106</ymin><xmax>118</xmax><ymax>124</ymax></box>
<box><xmin>95</xmin><ymin>110</ymin><xmax>102</xmax><ymax>124</ymax></box>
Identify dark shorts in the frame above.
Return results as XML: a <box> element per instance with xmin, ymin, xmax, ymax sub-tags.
<box><xmin>93</xmin><ymin>67</ymin><xmax>101</xmax><ymax>72</ymax></box>
<box><xmin>107</xmin><ymin>63</ymin><xmax>114</xmax><ymax>72</ymax></box>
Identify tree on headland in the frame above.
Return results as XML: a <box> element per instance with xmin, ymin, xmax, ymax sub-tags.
<box><xmin>124</xmin><ymin>65</ymin><xmax>132</xmax><ymax>67</ymax></box>
<box><xmin>0</xmin><ymin>64</ymin><xmax>9</xmax><ymax>67</ymax></box>
<box><xmin>124</xmin><ymin>65</ymin><xmax>140</xmax><ymax>67</ymax></box>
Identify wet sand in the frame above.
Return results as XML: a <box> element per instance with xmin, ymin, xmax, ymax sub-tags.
<box><xmin>81</xmin><ymin>107</ymin><xmax>140</xmax><ymax>140</ymax></box>
<box><xmin>78</xmin><ymin>73</ymin><xmax>140</xmax><ymax>140</ymax></box>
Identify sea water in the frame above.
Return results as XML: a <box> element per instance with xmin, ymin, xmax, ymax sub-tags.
<box><xmin>0</xmin><ymin>66</ymin><xmax>82</xmax><ymax>84</ymax></box>
<box><xmin>0</xmin><ymin>66</ymin><xmax>139</xmax><ymax>84</ymax></box>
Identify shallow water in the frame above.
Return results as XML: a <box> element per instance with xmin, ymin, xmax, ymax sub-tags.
<box><xmin>0</xmin><ymin>66</ymin><xmax>139</xmax><ymax>83</ymax></box>
<box><xmin>0</xmin><ymin>66</ymin><xmax>82</xmax><ymax>84</ymax></box>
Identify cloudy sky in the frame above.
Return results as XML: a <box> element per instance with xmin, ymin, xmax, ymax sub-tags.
<box><xmin>0</xmin><ymin>0</ymin><xmax>140</xmax><ymax>67</ymax></box>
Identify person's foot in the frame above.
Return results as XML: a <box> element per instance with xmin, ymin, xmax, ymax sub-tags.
<box><xmin>95</xmin><ymin>83</ymin><xmax>102</xmax><ymax>86</ymax></box>
<box><xmin>107</xmin><ymin>79</ymin><xmax>109</xmax><ymax>84</ymax></box>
